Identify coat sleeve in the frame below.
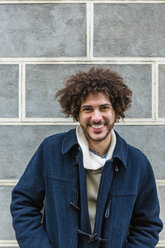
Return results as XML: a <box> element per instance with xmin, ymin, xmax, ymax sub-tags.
<box><xmin>125</xmin><ymin>159</ymin><xmax>163</xmax><ymax>248</ymax></box>
<box><xmin>10</xmin><ymin>140</ymin><xmax>53</xmax><ymax>248</ymax></box>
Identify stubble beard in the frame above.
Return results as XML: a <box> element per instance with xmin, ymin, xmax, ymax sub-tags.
<box><xmin>81</xmin><ymin>122</ymin><xmax>115</xmax><ymax>143</ymax></box>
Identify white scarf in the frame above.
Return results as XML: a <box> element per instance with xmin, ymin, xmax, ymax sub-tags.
<box><xmin>76</xmin><ymin>125</ymin><xmax>116</xmax><ymax>170</ymax></box>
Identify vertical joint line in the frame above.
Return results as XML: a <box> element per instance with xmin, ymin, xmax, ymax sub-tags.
<box><xmin>20</xmin><ymin>63</ymin><xmax>26</xmax><ymax>121</ymax></box>
<box><xmin>86</xmin><ymin>1</ymin><xmax>94</xmax><ymax>59</ymax></box>
<box><xmin>18</xmin><ymin>63</ymin><xmax>22</xmax><ymax>121</ymax></box>
<box><xmin>154</xmin><ymin>62</ymin><xmax>159</xmax><ymax>121</ymax></box>
<box><xmin>151</xmin><ymin>62</ymin><xmax>157</xmax><ymax>121</ymax></box>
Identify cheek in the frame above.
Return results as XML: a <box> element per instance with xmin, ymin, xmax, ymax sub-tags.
<box><xmin>106</xmin><ymin>112</ymin><xmax>116</xmax><ymax>122</ymax></box>
<box><xmin>78</xmin><ymin>114</ymin><xmax>89</xmax><ymax>124</ymax></box>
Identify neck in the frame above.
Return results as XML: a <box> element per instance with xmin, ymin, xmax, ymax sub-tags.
<box><xmin>87</xmin><ymin>132</ymin><xmax>112</xmax><ymax>157</ymax></box>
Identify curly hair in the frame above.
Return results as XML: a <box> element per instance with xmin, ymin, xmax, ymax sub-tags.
<box><xmin>56</xmin><ymin>67</ymin><xmax>132</xmax><ymax>121</ymax></box>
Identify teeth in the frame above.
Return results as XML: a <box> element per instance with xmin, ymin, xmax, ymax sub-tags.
<box><xmin>92</xmin><ymin>125</ymin><xmax>104</xmax><ymax>129</ymax></box>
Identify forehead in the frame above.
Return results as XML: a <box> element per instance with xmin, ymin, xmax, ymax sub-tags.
<box><xmin>81</xmin><ymin>92</ymin><xmax>111</xmax><ymax>106</ymax></box>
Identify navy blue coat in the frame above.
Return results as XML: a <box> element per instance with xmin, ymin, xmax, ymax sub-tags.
<box><xmin>10</xmin><ymin>129</ymin><xmax>163</xmax><ymax>248</ymax></box>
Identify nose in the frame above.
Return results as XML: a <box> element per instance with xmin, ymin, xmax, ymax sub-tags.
<box><xmin>91</xmin><ymin>110</ymin><xmax>102</xmax><ymax>123</ymax></box>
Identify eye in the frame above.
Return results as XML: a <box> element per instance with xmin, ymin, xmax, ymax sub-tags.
<box><xmin>100</xmin><ymin>105</ymin><xmax>110</xmax><ymax>111</ymax></box>
<box><xmin>82</xmin><ymin>106</ymin><xmax>92</xmax><ymax>112</ymax></box>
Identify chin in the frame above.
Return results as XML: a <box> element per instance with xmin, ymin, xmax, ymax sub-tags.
<box><xmin>88</xmin><ymin>133</ymin><xmax>110</xmax><ymax>142</ymax></box>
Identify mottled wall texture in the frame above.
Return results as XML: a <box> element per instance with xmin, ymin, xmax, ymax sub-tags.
<box><xmin>0</xmin><ymin>1</ymin><xmax>165</xmax><ymax>247</ymax></box>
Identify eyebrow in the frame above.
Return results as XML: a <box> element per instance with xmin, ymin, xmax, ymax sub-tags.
<box><xmin>100</xmin><ymin>103</ymin><xmax>111</xmax><ymax>107</ymax></box>
<box><xmin>81</xmin><ymin>105</ymin><xmax>92</xmax><ymax>110</ymax></box>
<box><xmin>81</xmin><ymin>103</ymin><xmax>111</xmax><ymax>109</ymax></box>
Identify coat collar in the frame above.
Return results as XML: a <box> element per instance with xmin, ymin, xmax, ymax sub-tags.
<box><xmin>62</xmin><ymin>128</ymin><xmax>128</xmax><ymax>170</ymax></box>
<box><xmin>112</xmin><ymin>131</ymin><xmax>128</xmax><ymax>170</ymax></box>
<box><xmin>62</xmin><ymin>128</ymin><xmax>78</xmax><ymax>154</ymax></box>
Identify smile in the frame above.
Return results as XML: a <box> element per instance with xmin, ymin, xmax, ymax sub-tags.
<box><xmin>91</xmin><ymin>124</ymin><xmax>104</xmax><ymax>129</ymax></box>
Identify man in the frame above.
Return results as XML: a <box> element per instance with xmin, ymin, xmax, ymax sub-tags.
<box><xmin>11</xmin><ymin>67</ymin><xmax>163</xmax><ymax>248</ymax></box>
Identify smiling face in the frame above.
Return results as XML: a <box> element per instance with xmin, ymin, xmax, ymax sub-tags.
<box><xmin>78</xmin><ymin>92</ymin><xmax>116</xmax><ymax>148</ymax></box>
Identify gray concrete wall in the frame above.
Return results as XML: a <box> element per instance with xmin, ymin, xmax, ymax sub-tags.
<box><xmin>0</xmin><ymin>1</ymin><xmax>164</xmax><ymax>247</ymax></box>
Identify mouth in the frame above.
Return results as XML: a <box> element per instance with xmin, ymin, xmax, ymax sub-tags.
<box><xmin>91</xmin><ymin>124</ymin><xmax>104</xmax><ymax>130</ymax></box>
<box><xmin>89</xmin><ymin>124</ymin><xmax>105</xmax><ymax>133</ymax></box>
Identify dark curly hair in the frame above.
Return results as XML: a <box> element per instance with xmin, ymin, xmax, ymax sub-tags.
<box><xmin>56</xmin><ymin>67</ymin><xmax>132</xmax><ymax>121</ymax></box>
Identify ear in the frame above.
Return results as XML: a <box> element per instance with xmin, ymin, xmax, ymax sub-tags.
<box><xmin>77</xmin><ymin>116</ymin><xmax>80</xmax><ymax>122</ymax></box>
<box><xmin>115</xmin><ymin>114</ymin><xmax>119</xmax><ymax>122</ymax></box>
<box><xmin>76</xmin><ymin>108</ymin><xmax>81</xmax><ymax>122</ymax></box>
